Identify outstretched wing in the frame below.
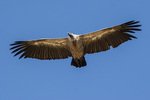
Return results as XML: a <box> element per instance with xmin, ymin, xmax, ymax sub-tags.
<box><xmin>10</xmin><ymin>38</ymin><xmax>72</xmax><ymax>60</ymax></box>
<box><xmin>81</xmin><ymin>21</ymin><xmax>141</xmax><ymax>54</ymax></box>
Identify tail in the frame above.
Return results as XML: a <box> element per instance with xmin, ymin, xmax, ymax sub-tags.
<box><xmin>71</xmin><ymin>56</ymin><xmax>87</xmax><ymax>68</ymax></box>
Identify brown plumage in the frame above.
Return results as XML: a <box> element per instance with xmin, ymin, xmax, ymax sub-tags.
<box><xmin>10</xmin><ymin>20</ymin><xmax>141</xmax><ymax>68</ymax></box>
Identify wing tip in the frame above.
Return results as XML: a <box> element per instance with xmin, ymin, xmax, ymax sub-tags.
<box><xmin>10</xmin><ymin>41</ymin><xmax>24</xmax><ymax>46</ymax></box>
<box><xmin>124</xmin><ymin>20</ymin><xmax>142</xmax><ymax>34</ymax></box>
<box><xmin>124</xmin><ymin>20</ymin><xmax>141</xmax><ymax>26</ymax></box>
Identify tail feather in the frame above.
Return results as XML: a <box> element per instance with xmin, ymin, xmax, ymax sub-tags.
<box><xmin>71</xmin><ymin>56</ymin><xmax>87</xmax><ymax>68</ymax></box>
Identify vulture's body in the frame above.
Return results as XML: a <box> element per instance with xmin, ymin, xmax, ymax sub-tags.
<box><xmin>10</xmin><ymin>21</ymin><xmax>141</xmax><ymax>68</ymax></box>
<box><xmin>67</xmin><ymin>34</ymin><xmax>86</xmax><ymax>67</ymax></box>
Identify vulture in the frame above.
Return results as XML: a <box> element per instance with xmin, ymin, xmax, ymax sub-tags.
<box><xmin>10</xmin><ymin>20</ymin><xmax>141</xmax><ymax>68</ymax></box>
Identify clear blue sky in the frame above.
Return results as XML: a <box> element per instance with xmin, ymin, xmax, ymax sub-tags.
<box><xmin>0</xmin><ymin>0</ymin><xmax>149</xmax><ymax>100</ymax></box>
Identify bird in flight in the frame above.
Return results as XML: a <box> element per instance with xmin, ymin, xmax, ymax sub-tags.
<box><xmin>10</xmin><ymin>20</ymin><xmax>141</xmax><ymax>68</ymax></box>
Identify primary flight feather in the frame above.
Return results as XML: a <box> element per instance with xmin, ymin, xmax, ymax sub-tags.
<box><xmin>10</xmin><ymin>20</ymin><xmax>141</xmax><ymax>68</ymax></box>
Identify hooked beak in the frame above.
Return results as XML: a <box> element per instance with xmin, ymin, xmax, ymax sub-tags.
<box><xmin>68</xmin><ymin>33</ymin><xmax>71</xmax><ymax>36</ymax></box>
<box><xmin>68</xmin><ymin>33</ymin><xmax>73</xmax><ymax>38</ymax></box>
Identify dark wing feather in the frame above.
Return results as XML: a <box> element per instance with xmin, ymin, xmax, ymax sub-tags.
<box><xmin>10</xmin><ymin>38</ymin><xmax>72</xmax><ymax>60</ymax></box>
<box><xmin>81</xmin><ymin>20</ymin><xmax>141</xmax><ymax>54</ymax></box>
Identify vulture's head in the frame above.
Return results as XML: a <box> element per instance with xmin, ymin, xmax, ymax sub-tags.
<box><xmin>68</xmin><ymin>33</ymin><xmax>80</xmax><ymax>40</ymax></box>
<box><xmin>68</xmin><ymin>33</ymin><xmax>74</xmax><ymax>39</ymax></box>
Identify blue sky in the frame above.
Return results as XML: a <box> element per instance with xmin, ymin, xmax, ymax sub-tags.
<box><xmin>0</xmin><ymin>0</ymin><xmax>149</xmax><ymax>100</ymax></box>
